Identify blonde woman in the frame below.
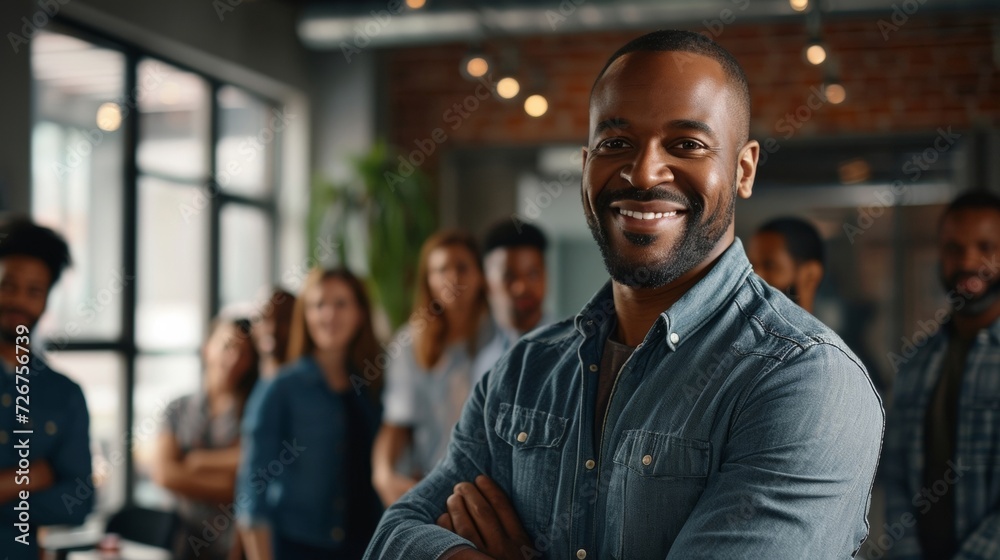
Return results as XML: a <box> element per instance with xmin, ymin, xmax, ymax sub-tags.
<box><xmin>237</xmin><ymin>268</ymin><xmax>382</xmax><ymax>560</ymax></box>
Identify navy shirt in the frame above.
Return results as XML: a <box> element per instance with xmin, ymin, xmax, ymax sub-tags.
<box><xmin>0</xmin><ymin>355</ymin><xmax>94</xmax><ymax>560</ymax></box>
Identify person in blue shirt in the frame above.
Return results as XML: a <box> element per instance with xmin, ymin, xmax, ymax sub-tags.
<box><xmin>237</xmin><ymin>268</ymin><xmax>383</xmax><ymax>560</ymax></box>
<box><xmin>0</xmin><ymin>218</ymin><xmax>93</xmax><ymax>559</ymax></box>
<box><xmin>365</xmin><ymin>30</ymin><xmax>884</xmax><ymax>560</ymax></box>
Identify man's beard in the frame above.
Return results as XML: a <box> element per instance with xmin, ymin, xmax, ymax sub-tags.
<box><xmin>0</xmin><ymin>306</ymin><xmax>40</xmax><ymax>344</ymax></box>
<box><xmin>941</xmin><ymin>268</ymin><xmax>1000</xmax><ymax>317</ymax></box>
<box><xmin>586</xmin><ymin>184</ymin><xmax>734</xmax><ymax>289</ymax></box>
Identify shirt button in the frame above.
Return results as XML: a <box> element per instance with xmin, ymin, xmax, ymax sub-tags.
<box><xmin>0</xmin><ymin>431</ymin><xmax>7</xmax><ymax>444</ymax></box>
<box><xmin>588</xmin><ymin>364</ymin><xmax>598</xmax><ymax>372</ymax></box>
<box><xmin>669</xmin><ymin>332</ymin><xmax>680</xmax><ymax>344</ymax></box>
<box><xmin>577</xmin><ymin>549</ymin><xmax>587</xmax><ymax>559</ymax></box>
<box><xmin>584</xmin><ymin>459</ymin><xmax>595</xmax><ymax>470</ymax></box>
<box><xmin>1</xmin><ymin>394</ymin><xmax>10</xmax><ymax>407</ymax></box>
<box><xmin>642</xmin><ymin>454</ymin><xmax>652</xmax><ymax>466</ymax></box>
<box><xmin>45</xmin><ymin>421</ymin><xmax>57</xmax><ymax>435</ymax></box>
<box><xmin>331</xmin><ymin>527</ymin><xmax>345</xmax><ymax>541</ymax></box>
<box><xmin>517</xmin><ymin>432</ymin><xmax>528</xmax><ymax>443</ymax></box>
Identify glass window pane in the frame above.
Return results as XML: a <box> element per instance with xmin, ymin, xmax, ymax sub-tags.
<box><xmin>136</xmin><ymin>59</ymin><xmax>210</xmax><ymax>181</ymax></box>
<box><xmin>31</xmin><ymin>31</ymin><xmax>125</xmax><ymax>342</ymax></box>
<box><xmin>136</xmin><ymin>177</ymin><xmax>208</xmax><ymax>351</ymax></box>
<box><xmin>220</xmin><ymin>205</ymin><xmax>272</xmax><ymax>308</ymax></box>
<box><xmin>132</xmin><ymin>353</ymin><xmax>201</xmax><ymax>508</ymax></box>
<box><xmin>216</xmin><ymin>86</ymin><xmax>276</xmax><ymax>197</ymax></box>
<box><xmin>43</xmin><ymin>351</ymin><xmax>126</xmax><ymax>513</ymax></box>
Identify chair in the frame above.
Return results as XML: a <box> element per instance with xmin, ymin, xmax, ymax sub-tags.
<box><xmin>46</xmin><ymin>506</ymin><xmax>179</xmax><ymax>560</ymax></box>
<box><xmin>104</xmin><ymin>506</ymin><xmax>179</xmax><ymax>550</ymax></box>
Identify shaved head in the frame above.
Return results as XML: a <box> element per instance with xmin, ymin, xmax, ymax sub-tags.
<box><xmin>592</xmin><ymin>29</ymin><xmax>751</xmax><ymax>147</ymax></box>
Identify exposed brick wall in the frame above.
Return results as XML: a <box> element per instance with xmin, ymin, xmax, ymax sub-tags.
<box><xmin>383</xmin><ymin>12</ymin><xmax>999</xmax><ymax>159</ymax></box>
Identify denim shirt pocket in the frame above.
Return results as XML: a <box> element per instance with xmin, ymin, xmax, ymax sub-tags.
<box><xmin>607</xmin><ymin>430</ymin><xmax>711</xmax><ymax>560</ymax></box>
<box><xmin>494</xmin><ymin>403</ymin><xmax>568</xmax><ymax>537</ymax></box>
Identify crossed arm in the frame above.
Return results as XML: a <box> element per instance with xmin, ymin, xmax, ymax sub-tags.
<box><xmin>151</xmin><ymin>432</ymin><xmax>239</xmax><ymax>504</ymax></box>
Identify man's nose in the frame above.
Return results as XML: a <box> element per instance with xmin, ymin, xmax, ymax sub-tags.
<box><xmin>620</xmin><ymin>142</ymin><xmax>674</xmax><ymax>189</ymax></box>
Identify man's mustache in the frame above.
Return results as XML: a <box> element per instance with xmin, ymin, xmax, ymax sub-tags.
<box><xmin>595</xmin><ymin>187</ymin><xmax>699</xmax><ymax>211</ymax></box>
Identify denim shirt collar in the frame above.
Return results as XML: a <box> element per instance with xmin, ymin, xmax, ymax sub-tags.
<box><xmin>574</xmin><ymin>238</ymin><xmax>754</xmax><ymax>350</ymax></box>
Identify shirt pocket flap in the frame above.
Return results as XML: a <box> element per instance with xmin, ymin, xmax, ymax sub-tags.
<box><xmin>494</xmin><ymin>403</ymin><xmax>568</xmax><ymax>449</ymax></box>
<box><xmin>613</xmin><ymin>430</ymin><xmax>711</xmax><ymax>478</ymax></box>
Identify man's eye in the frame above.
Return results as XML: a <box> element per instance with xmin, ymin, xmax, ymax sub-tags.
<box><xmin>598</xmin><ymin>138</ymin><xmax>629</xmax><ymax>150</ymax></box>
<box><xmin>677</xmin><ymin>140</ymin><xmax>704</xmax><ymax>150</ymax></box>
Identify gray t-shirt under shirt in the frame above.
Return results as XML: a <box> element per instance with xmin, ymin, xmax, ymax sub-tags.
<box><xmin>594</xmin><ymin>332</ymin><xmax>636</xmax><ymax>448</ymax></box>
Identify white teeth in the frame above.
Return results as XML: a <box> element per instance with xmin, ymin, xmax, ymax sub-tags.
<box><xmin>618</xmin><ymin>208</ymin><xmax>678</xmax><ymax>220</ymax></box>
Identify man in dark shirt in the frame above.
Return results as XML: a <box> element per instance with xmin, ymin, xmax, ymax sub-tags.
<box><xmin>0</xmin><ymin>218</ymin><xmax>94</xmax><ymax>559</ymax></box>
<box><xmin>747</xmin><ymin>217</ymin><xmax>825</xmax><ymax>314</ymax></box>
<box><xmin>883</xmin><ymin>191</ymin><xmax>1000</xmax><ymax>559</ymax></box>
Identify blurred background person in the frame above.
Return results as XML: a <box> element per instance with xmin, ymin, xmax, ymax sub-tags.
<box><xmin>0</xmin><ymin>218</ymin><xmax>93</xmax><ymax>558</ymax></box>
<box><xmin>481</xmin><ymin>219</ymin><xmax>551</xmax><ymax>341</ymax></box>
<box><xmin>152</xmin><ymin>316</ymin><xmax>259</xmax><ymax>560</ymax></box>
<box><xmin>883</xmin><ymin>191</ymin><xmax>1000</xmax><ymax>559</ymax></box>
<box><xmin>238</xmin><ymin>268</ymin><xmax>382</xmax><ymax>560</ymax></box>
<box><xmin>473</xmin><ymin>220</ymin><xmax>552</xmax><ymax>393</ymax></box>
<box><xmin>747</xmin><ymin>217</ymin><xmax>825</xmax><ymax>315</ymax></box>
<box><xmin>240</xmin><ymin>287</ymin><xmax>298</xmax><ymax>508</ymax></box>
<box><xmin>372</xmin><ymin>230</ymin><xmax>496</xmax><ymax>507</ymax></box>
<box><xmin>253</xmin><ymin>288</ymin><xmax>297</xmax><ymax>380</ymax></box>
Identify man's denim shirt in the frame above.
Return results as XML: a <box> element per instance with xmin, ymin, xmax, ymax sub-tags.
<box><xmin>365</xmin><ymin>239</ymin><xmax>885</xmax><ymax>560</ymax></box>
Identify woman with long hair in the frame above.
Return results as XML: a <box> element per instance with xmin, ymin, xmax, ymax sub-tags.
<box><xmin>371</xmin><ymin>229</ymin><xmax>500</xmax><ymax>507</ymax></box>
<box><xmin>237</xmin><ymin>268</ymin><xmax>382</xmax><ymax>560</ymax></box>
<box><xmin>152</xmin><ymin>316</ymin><xmax>259</xmax><ymax>560</ymax></box>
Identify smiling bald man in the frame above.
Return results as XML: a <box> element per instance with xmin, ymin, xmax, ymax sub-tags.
<box><xmin>365</xmin><ymin>30</ymin><xmax>884</xmax><ymax>560</ymax></box>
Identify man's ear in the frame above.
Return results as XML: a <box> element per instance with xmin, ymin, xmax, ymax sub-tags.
<box><xmin>736</xmin><ymin>139</ymin><xmax>759</xmax><ymax>200</ymax></box>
